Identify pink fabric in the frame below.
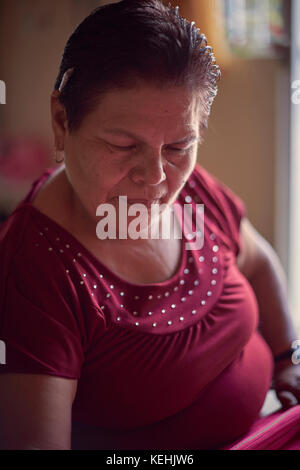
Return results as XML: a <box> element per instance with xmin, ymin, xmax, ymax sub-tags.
<box><xmin>222</xmin><ymin>405</ymin><xmax>300</xmax><ymax>450</ymax></box>
<box><xmin>0</xmin><ymin>163</ymin><xmax>295</xmax><ymax>450</ymax></box>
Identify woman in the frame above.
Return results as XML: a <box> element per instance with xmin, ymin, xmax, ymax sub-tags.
<box><xmin>0</xmin><ymin>0</ymin><xmax>300</xmax><ymax>450</ymax></box>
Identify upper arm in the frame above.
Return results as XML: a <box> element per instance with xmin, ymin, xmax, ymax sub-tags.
<box><xmin>236</xmin><ymin>218</ymin><xmax>270</xmax><ymax>280</ymax></box>
<box><xmin>0</xmin><ymin>373</ymin><xmax>78</xmax><ymax>450</ymax></box>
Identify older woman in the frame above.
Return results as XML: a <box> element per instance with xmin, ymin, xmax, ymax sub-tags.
<box><xmin>0</xmin><ymin>0</ymin><xmax>300</xmax><ymax>451</ymax></box>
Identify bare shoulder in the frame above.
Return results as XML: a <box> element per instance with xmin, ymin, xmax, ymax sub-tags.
<box><xmin>0</xmin><ymin>373</ymin><xmax>77</xmax><ymax>449</ymax></box>
<box><xmin>236</xmin><ymin>218</ymin><xmax>270</xmax><ymax>280</ymax></box>
<box><xmin>32</xmin><ymin>166</ymin><xmax>72</xmax><ymax>227</ymax></box>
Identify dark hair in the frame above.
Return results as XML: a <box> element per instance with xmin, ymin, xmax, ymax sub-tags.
<box><xmin>54</xmin><ymin>0</ymin><xmax>220</xmax><ymax>133</ymax></box>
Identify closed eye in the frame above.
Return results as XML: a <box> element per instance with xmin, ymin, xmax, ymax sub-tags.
<box><xmin>165</xmin><ymin>146</ymin><xmax>191</xmax><ymax>154</ymax></box>
<box><xmin>108</xmin><ymin>143</ymin><xmax>136</xmax><ymax>152</ymax></box>
<box><xmin>168</xmin><ymin>147</ymin><xmax>186</xmax><ymax>152</ymax></box>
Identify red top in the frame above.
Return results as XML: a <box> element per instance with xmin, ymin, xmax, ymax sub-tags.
<box><xmin>0</xmin><ymin>163</ymin><xmax>274</xmax><ymax>450</ymax></box>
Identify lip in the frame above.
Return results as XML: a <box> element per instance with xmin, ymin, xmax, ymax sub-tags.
<box><xmin>127</xmin><ymin>198</ymin><xmax>161</xmax><ymax>207</ymax></box>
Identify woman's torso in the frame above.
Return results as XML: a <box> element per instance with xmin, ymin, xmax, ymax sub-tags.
<box><xmin>1</xmin><ymin>164</ymin><xmax>274</xmax><ymax>449</ymax></box>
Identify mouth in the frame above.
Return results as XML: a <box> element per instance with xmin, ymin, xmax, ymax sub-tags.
<box><xmin>111</xmin><ymin>196</ymin><xmax>164</xmax><ymax>206</ymax></box>
<box><xmin>127</xmin><ymin>198</ymin><xmax>161</xmax><ymax>207</ymax></box>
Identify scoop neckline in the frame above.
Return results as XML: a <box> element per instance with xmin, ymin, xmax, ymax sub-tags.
<box><xmin>21</xmin><ymin>199</ymin><xmax>188</xmax><ymax>288</ymax></box>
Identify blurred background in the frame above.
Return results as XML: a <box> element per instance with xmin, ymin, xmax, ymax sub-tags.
<box><xmin>0</xmin><ymin>0</ymin><xmax>299</xmax><ymax>334</ymax></box>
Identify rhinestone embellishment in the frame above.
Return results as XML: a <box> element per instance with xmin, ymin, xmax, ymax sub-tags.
<box><xmin>33</xmin><ymin>188</ymin><xmax>226</xmax><ymax>335</ymax></box>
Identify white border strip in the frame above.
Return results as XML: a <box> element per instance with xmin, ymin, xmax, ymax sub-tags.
<box><xmin>288</xmin><ymin>0</ymin><xmax>300</xmax><ymax>333</ymax></box>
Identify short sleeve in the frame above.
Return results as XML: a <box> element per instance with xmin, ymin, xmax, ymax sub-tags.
<box><xmin>192</xmin><ymin>163</ymin><xmax>247</xmax><ymax>257</ymax></box>
<box><xmin>0</xmin><ymin>250</ymin><xmax>85</xmax><ymax>379</ymax></box>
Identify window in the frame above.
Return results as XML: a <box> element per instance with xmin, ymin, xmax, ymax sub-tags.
<box><xmin>289</xmin><ymin>0</ymin><xmax>300</xmax><ymax>333</ymax></box>
<box><xmin>223</xmin><ymin>0</ymin><xmax>290</xmax><ymax>58</ymax></box>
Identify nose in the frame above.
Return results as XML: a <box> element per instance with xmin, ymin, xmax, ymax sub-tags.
<box><xmin>130</xmin><ymin>150</ymin><xmax>167</xmax><ymax>186</ymax></box>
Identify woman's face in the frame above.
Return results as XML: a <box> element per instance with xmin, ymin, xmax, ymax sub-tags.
<box><xmin>53</xmin><ymin>82</ymin><xmax>203</xmax><ymax>232</ymax></box>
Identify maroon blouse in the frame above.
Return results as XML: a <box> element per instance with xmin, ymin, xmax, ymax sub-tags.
<box><xmin>0</xmin><ymin>163</ymin><xmax>274</xmax><ymax>449</ymax></box>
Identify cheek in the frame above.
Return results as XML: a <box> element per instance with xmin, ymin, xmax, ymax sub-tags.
<box><xmin>164</xmin><ymin>169</ymin><xmax>191</xmax><ymax>203</ymax></box>
<box><xmin>167</xmin><ymin>152</ymin><xmax>197</xmax><ymax>189</ymax></box>
<box><xmin>66</xmin><ymin>141</ymin><xmax>122</xmax><ymax>189</ymax></box>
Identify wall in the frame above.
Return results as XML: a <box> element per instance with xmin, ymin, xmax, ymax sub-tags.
<box><xmin>0</xmin><ymin>0</ymin><xmax>106</xmax><ymax>143</ymax></box>
<box><xmin>202</xmin><ymin>58</ymin><xmax>280</xmax><ymax>247</ymax></box>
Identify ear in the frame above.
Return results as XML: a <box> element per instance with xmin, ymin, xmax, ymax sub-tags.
<box><xmin>50</xmin><ymin>90</ymin><xmax>69</xmax><ymax>150</ymax></box>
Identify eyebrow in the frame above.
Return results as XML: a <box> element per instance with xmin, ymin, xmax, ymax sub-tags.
<box><xmin>102</xmin><ymin>128</ymin><xmax>198</xmax><ymax>145</ymax></box>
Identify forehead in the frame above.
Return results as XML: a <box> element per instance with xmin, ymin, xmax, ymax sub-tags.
<box><xmin>82</xmin><ymin>84</ymin><xmax>202</xmax><ymax>137</ymax></box>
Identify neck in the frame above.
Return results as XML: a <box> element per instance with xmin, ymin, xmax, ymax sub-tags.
<box><xmin>62</xmin><ymin>169</ymin><xmax>181</xmax><ymax>250</ymax></box>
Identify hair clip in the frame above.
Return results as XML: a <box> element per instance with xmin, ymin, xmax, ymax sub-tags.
<box><xmin>59</xmin><ymin>67</ymin><xmax>75</xmax><ymax>92</ymax></box>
